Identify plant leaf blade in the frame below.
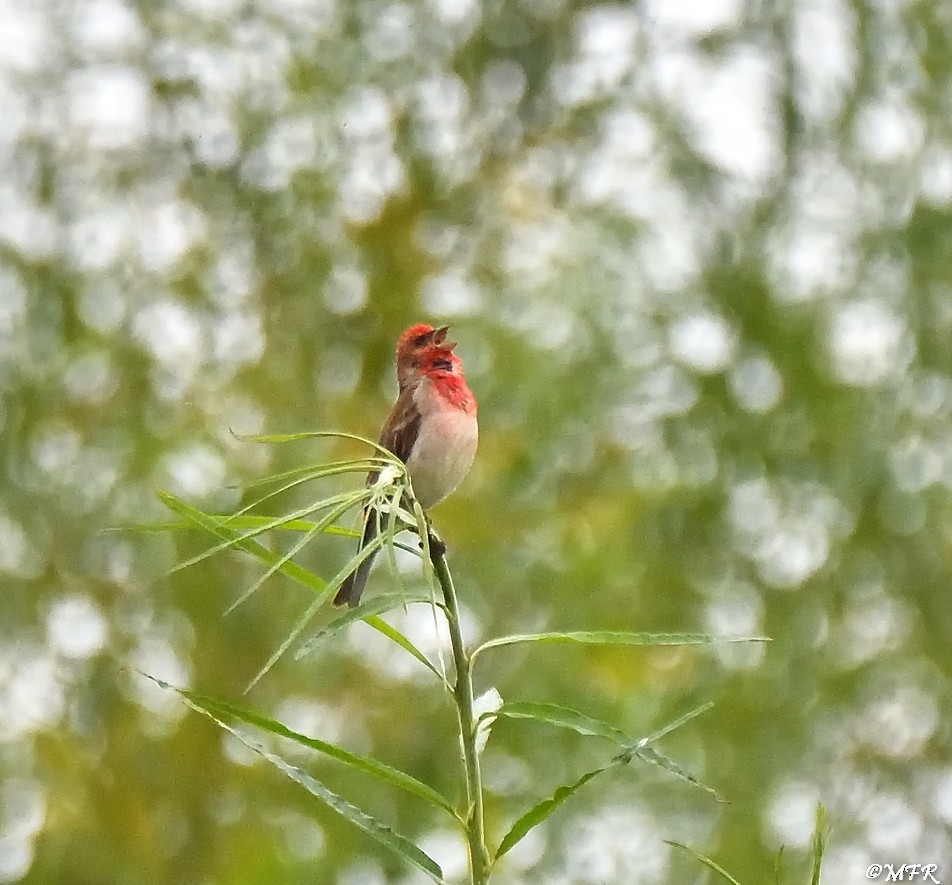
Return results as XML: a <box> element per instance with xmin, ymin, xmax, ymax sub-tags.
<box><xmin>485</xmin><ymin>701</ymin><xmax>632</xmax><ymax>745</ymax></box>
<box><xmin>494</xmin><ymin>764</ymin><xmax>612</xmax><ymax>861</ymax></box>
<box><xmin>296</xmin><ymin>592</ymin><xmax>437</xmax><ymax>657</ymax></box>
<box><xmin>665</xmin><ymin>841</ymin><xmax>743</xmax><ymax>885</ymax></box>
<box><xmin>472</xmin><ymin>631</ymin><xmax>769</xmax><ymax>662</ymax></box>
<box><xmin>171</xmin><ymin>685</ymin><xmax>459</xmax><ymax>819</ymax></box>
<box><xmin>140</xmin><ymin>673</ymin><xmax>448</xmax><ymax>883</ymax></box>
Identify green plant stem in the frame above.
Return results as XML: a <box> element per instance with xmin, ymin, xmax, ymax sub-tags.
<box><xmin>431</xmin><ymin>539</ymin><xmax>490</xmax><ymax>885</ymax></box>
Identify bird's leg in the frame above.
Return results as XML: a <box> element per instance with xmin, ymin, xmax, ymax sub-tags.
<box><xmin>428</xmin><ymin>529</ymin><xmax>447</xmax><ymax>561</ymax></box>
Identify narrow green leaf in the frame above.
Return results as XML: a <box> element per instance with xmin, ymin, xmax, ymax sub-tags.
<box><xmin>493</xmin><ymin>698</ymin><xmax>726</xmax><ymax>862</ymax></box>
<box><xmin>164</xmin><ymin>490</ymin><xmax>364</xmax><ymax>577</ymax></box>
<box><xmin>325</xmin><ymin>529</ymin><xmax>393</xmax><ymax>599</ymax></box>
<box><xmin>243</xmin><ymin>534</ymin><xmax>409</xmax><ymax>692</ymax></box>
<box><xmin>222</xmin><ymin>462</ymin><xmax>375</xmax><ymax>526</ymax></box>
<box><xmin>484</xmin><ymin>701</ymin><xmax>632</xmax><ymax>745</ymax></box>
<box><xmin>106</xmin><ymin>520</ymin><xmax>194</xmax><ymax>534</ymax></box>
<box><xmin>665</xmin><ymin>841</ymin><xmax>743</xmax><ymax>885</ymax></box>
<box><xmin>140</xmin><ymin>674</ymin><xmax>446</xmax><ymax>883</ymax></box>
<box><xmin>223</xmin><ymin>496</ymin><xmax>356</xmax><ymax>615</ymax></box>
<box><xmin>629</xmin><ymin>745</ymin><xmax>721</xmax><ymax>800</ymax></box>
<box><xmin>237</xmin><ymin>430</ymin><xmax>403</xmax><ymax>466</ymax></box>
<box><xmin>245</xmin><ymin>589</ymin><xmax>331</xmax><ymax>693</ymax></box>
<box><xmin>164</xmin><ymin>685</ymin><xmax>459</xmax><ymax>820</ymax></box>
<box><xmin>238</xmin><ymin>541</ymin><xmax>389</xmax><ymax>693</ymax></box>
<box><xmin>773</xmin><ymin>844</ymin><xmax>785</xmax><ymax>885</ymax></box>
<box><xmin>810</xmin><ymin>804</ymin><xmax>826</xmax><ymax>885</ymax></box>
<box><xmin>111</xmin><ymin>515</ymin><xmax>358</xmax><ymax>536</ymax></box>
<box><xmin>222</xmin><ymin>515</ymin><xmax>358</xmax><ymax>536</ymax></box>
<box><xmin>238</xmin><ymin>430</ymin><xmax>370</xmax><ymax>444</ymax></box>
<box><xmin>472</xmin><ymin>631</ymin><xmax>768</xmax><ymax>662</ymax></box>
<box><xmin>159</xmin><ymin>493</ymin><xmax>326</xmax><ymax>595</ymax></box>
<box><xmin>237</xmin><ymin>460</ymin><xmax>342</xmax><ymax>490</ymax></box>
<box><xmin>640</xmin><ymin>701</ymin><xmax>715</xmax><ymax>745</ymax></box>
<box><xmin>408</xmin><ymin>498</ymin><xmax>450</xmax><ymax>678</ymax></box>
<box><xmin>495</xmin><ymin>764</ymin><xmax>613</xmax><ymax>861</ymax></box>
<box><xmin>240</xmin><ymin>550</ymin><xmax>384</xmax><ymax>692</ymax></box>
<box><xmin>297</xmin><ymin>593</ymin><xmax>439</xmax><ymax>657</ymax></box>
<box><xmin>363</xmin><ymin>615</ymin><xmax>446</xmax><ymax>683</ymax></box>
<box><xmin>383</xmin><ymin>485</ymin><xmax>408</xmax><ymax>601</ymax></box>
<box><xmin>238</xmin><ymin>458</ymin><xmax>382</xmax><ymax>490</ymax></box>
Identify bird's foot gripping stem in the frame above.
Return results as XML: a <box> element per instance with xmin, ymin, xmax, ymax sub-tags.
<box><xmin>419</xmin><ymin>519</ymin><xmax>447</xmax><ymax>561</ymax></box>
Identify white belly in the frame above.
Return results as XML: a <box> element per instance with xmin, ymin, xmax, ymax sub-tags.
<box><xmin>405</xmin><ymin>405</ymin><xmax>478</xmax><ymax>508</ymax></box>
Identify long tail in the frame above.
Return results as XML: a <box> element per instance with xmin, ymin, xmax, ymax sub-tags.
<box><xmin>334</xmin><ymin>509</ymin><xmax>382</xmax><ymax>607</ymax></box>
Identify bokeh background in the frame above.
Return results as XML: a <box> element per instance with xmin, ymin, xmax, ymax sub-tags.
<box><xmin>2</xmin><ymin>0</ymin><xmax>951</xmax><ymax>881</ymax></box>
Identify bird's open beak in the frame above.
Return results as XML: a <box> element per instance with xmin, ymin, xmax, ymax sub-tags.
<box><xmin>433</xmin><ymin>325</ymin><xmax>457</xmax><ymax>350</ymax></box>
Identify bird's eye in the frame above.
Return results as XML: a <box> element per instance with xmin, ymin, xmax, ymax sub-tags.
<box><xmin>432</xmin><ymin>357</ymin><xmax>452</xmax><ymax>371</ymax></box>
<box><xmin>413</xmin><ymin>334</ymin><xmax>431</xmax><ymax>347</ymax></box>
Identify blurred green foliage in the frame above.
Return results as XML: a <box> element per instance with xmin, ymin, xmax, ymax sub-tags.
<box><xmin>2</xmin><ymin>0</ymin><xmax>951</xmax><ymax>882</ymax></box>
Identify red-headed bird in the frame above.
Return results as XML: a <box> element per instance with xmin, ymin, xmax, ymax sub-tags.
<box><xmin>334</xmin><ymin>324</ymin><xmax>478</xmax><ymax>607</ymax></box>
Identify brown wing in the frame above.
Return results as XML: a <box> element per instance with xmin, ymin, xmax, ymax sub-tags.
<box><xmin>334</xmin><ymin>388</ymin><xmax>421</xmax><ymax>608</ymax></box>
<box><xmin>378</xmin><ymin>385</ymin><xmax>422</xmax><ymax>464</ymax></box>
<box><xmin>355</xmin><ymin>387</ymin><xmax>421</xmax><ymax>491</ymax></box>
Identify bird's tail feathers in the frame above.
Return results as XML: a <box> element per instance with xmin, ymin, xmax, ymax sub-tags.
<box><xmin>333</xmin><ymin>507</ymin><xmax>388</xmax><ymax>607</ymax></box>
<box><xmin>334</xmin><ymin>550</ymin><xmax>377</xmax><ymax>607</ymax></box>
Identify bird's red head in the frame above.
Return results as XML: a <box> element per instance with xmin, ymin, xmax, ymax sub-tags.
<box><xmin>396</xmin><ymin>323</ymin><xmax>447</xmax><ymax>353</ymax></box>
<box><xmin>395</xmin><ymin>323</ymin><xmax>454</xmax><ymax>385</ymax></box>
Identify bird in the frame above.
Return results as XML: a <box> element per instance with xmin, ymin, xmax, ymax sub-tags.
<box><xmin>334</xmin><ymin>323</ymin><xmax>478</xmax><ymax>607</ymax></box>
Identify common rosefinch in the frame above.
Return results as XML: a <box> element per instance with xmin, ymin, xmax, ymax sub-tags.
<box><xmin>334</xmin><ymin>323</ymin><xmax>478</xmax><ymax>606</ymax></box>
